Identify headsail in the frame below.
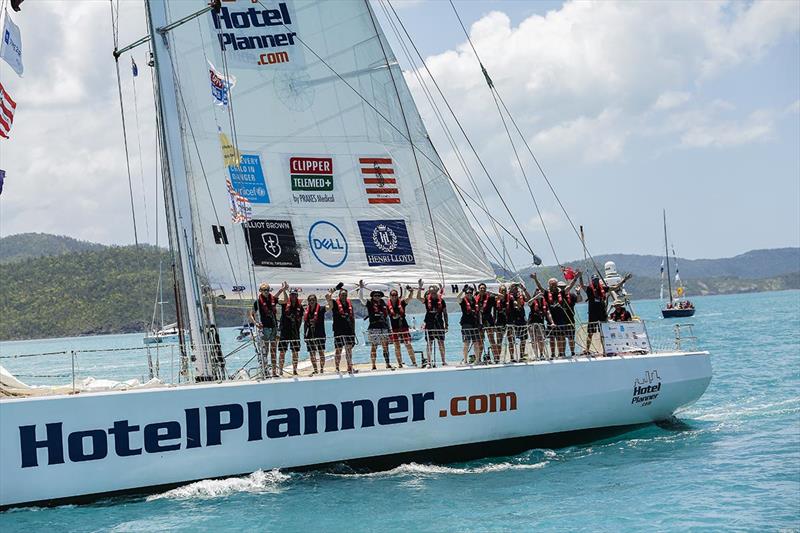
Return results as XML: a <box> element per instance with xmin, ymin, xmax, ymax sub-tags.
<box><xmin>156</xmin><ymin>0</ymin><xmax>495</xmax><ymax>299</ymax></box>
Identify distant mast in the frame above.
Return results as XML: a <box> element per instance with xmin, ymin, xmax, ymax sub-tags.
<box><xmin>663</xmin><ymin>209</ymin><xmax>673</xmax><ymax>306</ymax></box>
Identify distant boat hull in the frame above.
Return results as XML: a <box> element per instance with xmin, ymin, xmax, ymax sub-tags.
<box><xmin>662</xmin><ymin>308</ymin><xmax>695</xmax><ymax>318</ymax></box>
<box><xmin>0</xmin><ymin>351</ymin><xmax>711</xmax><ymax>509</ymax></box>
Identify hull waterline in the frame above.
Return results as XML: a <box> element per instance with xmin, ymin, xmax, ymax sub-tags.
<box><xmin>662</xmin><ymin>308</ymin><xmax>696</xmax><ymax>318</ymax></box>
<box><xmin>0</xmin><ymin>351</ymin><xmax>711</xmax><ymax>509</ymax></box>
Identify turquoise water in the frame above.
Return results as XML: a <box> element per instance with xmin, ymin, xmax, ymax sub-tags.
<box><xmin>1</xmin><ymin>291</ymin><xmax>798</xmax><ymax>531</ymax></box>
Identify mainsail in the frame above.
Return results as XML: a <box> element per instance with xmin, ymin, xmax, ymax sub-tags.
<box><xmin>153</xmin><ymin>0</ymin><xmax>495</xmax><ymax>301</ymax></box>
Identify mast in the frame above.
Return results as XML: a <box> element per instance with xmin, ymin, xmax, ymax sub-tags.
<box><xmin>145</xmin><ymin>0</ymin><xmax>215</xmax><ymax>380</ymax></box>
<box><xmin>663</xmin><ymin>209</ymin><xmax>673</xmax><ymax>306</ymax></box>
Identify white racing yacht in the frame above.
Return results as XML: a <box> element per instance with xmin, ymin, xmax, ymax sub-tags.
<box><xmin>0</xmin><ymin>0</ymin><xmax>711</xmax><ymax>509</ymax></box>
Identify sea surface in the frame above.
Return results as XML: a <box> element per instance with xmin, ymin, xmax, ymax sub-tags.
<box><xmin>1</xmin><ymin>291</ymin><xmax>798</xmax><ymax>531</ymax></box>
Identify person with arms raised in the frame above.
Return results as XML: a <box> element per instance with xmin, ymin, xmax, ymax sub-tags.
<box><xmin>419</xmin><ymin>284</ymin><xmax>448</xmax><ymax>367</ymax></box>
<box><xmin>359</xmin><ymin>280</ymin><xmax>393</xmax><ymax>371</ymax></box>
<box><xmin>277</xmin><ymin>282</ymin><xmax>303</xmax><ymax>376</ymax></box>
<box><xmin>326</xmin><ymin>283</ymin><xmax>356</xmax><ymax>374</ymax></box>
<box><xmin>387</xmin><ymin>282</ymin><xmax>419</xmax><ymax>368</ymax></box>
<box><xmin>457</xmin><ymin>284</ymin><xmax>482</xmax><ymax>364</ymax></box>
<box><xmin>249</xmin><ymin>282</ymin><xmax>280</xmax><ymax>377</ymax></box>
<box><xmin>578</xmin><ymin>271</ymin><xmax>632</xmax><ymax>353</ymax></box>
<box><xmin>303</xmin><ymin>293</ymin><xmax>327</xmax><ymax>374</ymax></box>
<box><xmin>475</xmin><ymin>282</ymin><xmax>498</xmax><ymax>363</ymax></box>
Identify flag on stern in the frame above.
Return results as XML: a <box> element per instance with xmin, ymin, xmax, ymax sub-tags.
<box><xmin>1</xmin><ymin>11</ymin><xmax>23</xmax><ymax>76</ymax></box>
<box><xmin>0</xmin><ymin>82</ymin><xmax>17</xmax><ymax>139</ymax></box>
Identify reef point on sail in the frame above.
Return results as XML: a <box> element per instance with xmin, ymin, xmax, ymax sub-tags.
<box><xmin>212</xmin><ymin>4</ymin><xmax>297</xmax><ymax>54</ymax></box>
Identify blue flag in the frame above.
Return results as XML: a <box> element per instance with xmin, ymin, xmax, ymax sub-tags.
<box><xmin>131</xmin><ymin>57</ymin><xmax>138</xmax><ymax>77</ymax></box>
<box><xmin>0</xmin><ymin>169</ymin><xmax>5</xmax><ymax>195</ymax></box>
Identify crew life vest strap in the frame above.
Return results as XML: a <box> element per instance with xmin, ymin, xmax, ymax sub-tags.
<box><xmin>387</xmin><ymin>298</ymin><xmax>405</xmax><ymax>318</ymax></box>
<box><xmin>304</xmin><ymin>303</ymin><xmax>321</xmax><ymax>322</ymax></box>
<box><xmin>258</xmin><ymin>293</ymin><xmax>276</xmax><ymax>315</ymax></box>
<box><xmin>590</xmin><ymin>280</ymin><xmax>606</xmax><ymax>302</ymax></box>
<box><xmin>426</xmin><ymin>293</ymin><xmax>443</xmax><ymax>313</ymax></box>
<box><xmin>335</xmin><ymin>298</ymin><xmax>353</xmax><ymax>318</ymax></box>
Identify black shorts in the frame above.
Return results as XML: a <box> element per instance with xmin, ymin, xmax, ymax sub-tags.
<box><xmin>426</xmin><ymin>329</ymin><xmax>446</xmax><ymax>342</ymax></box>
<box><xmin>334</xmin><ymin>334</ymin><xmax>355</xmax><ymax>349</ymax></box>
<box><xmin>279</xmin><ymin>338</ymin><xmax>300</xmax><ymax>352</ymax></box>
<box><xmin>461</xmin><ymin>327</ymin><xmax>481</xmax><ymax>343</ymax></box>
<box><xmin>587</xmin><ymin>322</ymin><xmax>602</xmax><ymax>334</ymax></box>
<box><xmin>306</xmin><ymin>337</ymin><xmax>326</xmax><ymax>352</ymax></box>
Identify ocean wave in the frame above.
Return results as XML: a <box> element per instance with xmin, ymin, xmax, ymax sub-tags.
<box><xmin>693</xmin><ymin>397</ymin><xmax>800</xmax><ymax>422</ymax></box>
<box><xmin>146</xmin><ymin>469</ymin><xmax>290</xmax><ymax>501</ymax></box>
<box><xmin>328</xmin><ymin>460</ymin><xmax>549</xmax><ymax>479</ymax></box>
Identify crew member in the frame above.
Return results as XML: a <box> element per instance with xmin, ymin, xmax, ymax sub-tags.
<box><xmin>475</xmin><ymin>282</ymin><xmax>498</xmax><ymax>363</ymax></box>
<box><xmin>277</xmin><ymin>282</ymin><xmax>303</xmax><ymax>376</ymax></box>
<box><xmin>249</xmin><ymin>282</ymin><xmax>279</xmax><ymax>377</ymax></box>
<box><xmin>560</xmin><ymin>280</ymin><xmax>581</xmax><ymax>357</ymax></box>
<box><xmin>303</xmin><ymin>293</ymin><xmax>326</xmax><ymax>374</ymax></box>
<box><xmin>387</xmin><ymin>284</ymin><xmax>418</xmax><ymax>368</ymax></box>
<box><xmin>359</xmin><ymin>281</ymin><xmax>392</xmax><ymax>371</ymax></box>
<box><xmin>527</xmin><ymin>290</ymin><xmax>551</xmax><ymax>359</ymax></box>
<box><xmin>457</xmin><ymin>284</ymin><xmax>482</xmax><ymax>364</ymax></box>
<box><xmin>419</xmin><ymin>284</ymin><xmax>448</xmax><ymax>367</ymax></box>
<box><xmin>507</xmin><ymin>283</ymin><xmax>530</xmax><ymax>362</ymax></box>
<box><xmin>495</xmin><ymin>284</ymin><xmax>511</xmax><ymax>358</ymax></box>
<box><xmin>610</xmin><ymin>300</ymin><xmax>632</xmax><ymax>321</ymax></box>
<box><xmin>579</xmin><ymin>272</ymin><xmax>632</xmax><ymax>353</ymax></box>
<box><xmin>326</xmin><ymin>284</ymin><xmax>355</xmax><ymax>374</ymax></box>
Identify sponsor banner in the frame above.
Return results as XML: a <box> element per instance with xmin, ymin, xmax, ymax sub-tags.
<box><xmin>601</xmin><ymin>322</ymin><xmax>651</xmax><ymax>355</ymax></box>
<box><xmin>358</xmin><ymin>220</ymin><xmax>415</xmax><ymax>266</ymax></box>
<box><xmin>209</xmin><ymin>2</ymin><xmax>304</xmax><ymax>70</ymax></box>
<box><xmin>308</xmin><ymin>220</ymin><xmax>348</xmax><ymax>268</ymax></box>
<box><xmin>229</xmin><ymin>153</ymin><xmax>269</xmax><ymax>204</ymax></box>
<box><xmin>1</xmin><ymin>13</ymin><xmax>23</xmax><ymax>77</ymax></box>
<box><xmin>244</xmin><ymin>219</ymin><xmax>300</xmax><ymax>268</ymax></box>
<box><xmin>288</xmin><ymin>155</ymin><xmax>336</xmax><ymax>205</ymax></box>
<box><xmin>359</xmin><ymin>156</ymin><xmax>400</xmax><ymax>204</ymax></box>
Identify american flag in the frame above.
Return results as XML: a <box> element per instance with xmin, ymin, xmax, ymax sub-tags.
<box><xmin>359</xmin><ymin>156</ymin><xmax>400</xmax><ymax>204</ymax></box>
<box><xmin>0</xmin><ymin>83</ymin><xmax>17</xmax><ymax>139</ymax></box>
<box><xmin>226</xmin><ymin>178</ymin><xmax>252</xmax><ymax>223</ymax></box>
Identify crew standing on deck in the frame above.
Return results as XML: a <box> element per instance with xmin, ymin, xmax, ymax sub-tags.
<box><xmin>507</xmin><ymin>283</ymin><xmax>530</xmax><ymax>362</ymax></box>
<box><xmin>303</xmin><ymin>293</ymin><xmax>327</xmax><ymax>374</ymax></box>
<box><xmin>560</xmin><ymin>279</ymin><xmax>581</xmax><ymax>357</ymax></box>
<box><xmin>527</xmin><ymin>289</ymin><xmax>551</xmax><ymax>359</ymax></box>
<box><xmin>420</xmin><ymin>284</ymin><xmax>448</xmax><ymax>367</ymax></box>
<box><xmin>277</xmin><ymin>282</ymin><xmax>303</xmax><ymax>376</ymax></box>
<box><xmin>249</xmin><ymin>282</ymin><xmax>279</xmax><ymax>377</ymax></box>
<box><xmin>387</xmin><ymin>284</ymin><xmax>418</xmax><ymax>368</ymax></box>
<box><xmin>326</xmin><ymin>284</ymin><xmax>355</xmax><ymax>374</ymax></box>
<box><xmin>458</xmin><ymin>284</ymin><xmax>482</xmax><ymax>364</ymax></box>
<box><xmin>359</xmin><ymin>281</ymin><xmax>392</xmax><ymax>371</ymax></box>
<box><xmin>578</xmin><ymin>272</ymin><xmax>632</xmax><ymax>353</ymax></box>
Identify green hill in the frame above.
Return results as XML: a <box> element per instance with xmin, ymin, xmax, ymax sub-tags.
<box><xmin>0</xmin><ymin>233</ymin><xmax>105</xmax><ymax>264</ymax></box>
<box><xmin>0</xmin><ymin>233</ymin><xmax>798</xmax><ymax>341</ymax></box>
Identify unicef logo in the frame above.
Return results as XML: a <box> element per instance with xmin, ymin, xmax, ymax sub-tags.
<box><xmin>372</xmin><ymin>224</ymin><xmax>398</xmax><ymax>253</ymax></box>
<box><xmin>309</xmin><ymin>221</ymin><xmax>348</xmax><ymax>268</ymax></box>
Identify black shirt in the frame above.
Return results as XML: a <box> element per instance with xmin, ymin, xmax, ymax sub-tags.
<box><xmin>331</xmin><ymin>298</ymin><xmax>355</xmax><ymax>336</ymax></box>
<box><xmin>303</xmin><ymin>303</ymin><xmax>326</xmax><ymax>339</ymax></box>
<box><xmin>365</xmin><ymin>299</ymin><xmax>389</xmax><ymax>330</ymax></box>
<box><xmin>507</xmin><ymin>295</ymin><xmax>527</xmax><ymax>326</ymax></box>
<box><xmin>253</xmin><ymin>294</ymin><xmax>277</xmax><ymax>328</ymax></box>
<box><xmin>475</xmin><ymin>293</ymin><xmax>495</xmax><ymax>326</ymax></box>
<box><xmin>585</xmin><ymin>282</ymin><xmax>608</xmax><ymax>322</ymax></box>
<box><xmin>610</xmin><ymin>308</ymin><xmax>631</xmax><ymax>321</ymax></box>
<box><xmin>387</xmin><ymin>298</ymin><xmax>409</xmax><ymax>331</ymax></box>
<box><xmin>280</xmin><ymin>300</ymin><xmax>303</xmax><ymax>338</ymax></box>
<box><xmin>424</xmin><ymin>296</ymin><xmax>447</xmax><ymax>330</ymax></box>
<box><xmin>528</xmin><ymin>298</ymin><xmax>547</xmax><ymax>324</ymax></box>
<box><xmin>459</xmin><ymin>296</ymin><xmax>480</xmax><ymax>327</ymax></box>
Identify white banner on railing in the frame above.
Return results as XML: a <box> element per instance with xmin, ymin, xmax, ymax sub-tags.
<box><xmin>601</xmin><ymin>321</ymin><xmax>651</xmax><ymax>355</ymax></box>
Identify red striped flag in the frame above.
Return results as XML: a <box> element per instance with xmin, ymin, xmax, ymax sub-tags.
<box><xmin>359</xmin><ymin>156</ymin><xmax>400</xmax><ymax>204</ymax></box>
<box><xmin>0</xmin><ymin>83</ymin><xmax>17</xmax><ymax>139</ymax></box>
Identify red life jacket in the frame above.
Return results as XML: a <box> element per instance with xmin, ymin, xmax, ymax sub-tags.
<box><xmin>496</xmin><ymin>293</ymin><xmax>512</xmax><ymax>312</ymax></box>
<box><xmin>304</xmin><ymin>303</ymin><xmax>321</xmax><ymax>322</ymax></box>
<box><xmin>426</xmin><ymin>293</ymin><xmax>443</xmax><ymax>313</ymax></box>
<box><xmin>284</xmin><ymin>299</ymin><xmax>303</xmax><ymax>319</ymax></box>
<box><xmin>387</xmin><ymin>298</ymin><xmax>405</xmax><ymax>317</ymax></box>
<box><xmin>545</xmin><ymin>290</ymin><xmax>564</xmax><ymax>306</ymax></box>
<box><xmin>530</xmin><ymin>299</ymin><xmax>544</xmax><ymax>313</ymax></box>
<box><xmin>368</xmin><ymin>299</ymin><xmax>388</xmax><ymax>317</ymax></box>
<box><xmin>475</xmin><ymin>293</ymin><xmax>491</xmax><ymax>314</ymax></box>
<box><xmin>258</xmin><ymin>293</ymin><xmax>276</xmax><ymax>315</ymax></box>
<box><xmin>335</xmin><ymin>298</ymin><xmax>353</xmax><ymax>318</ymax></box>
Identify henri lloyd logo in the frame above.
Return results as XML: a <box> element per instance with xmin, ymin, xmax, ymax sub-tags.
<box><xmin>632</xmin><ymin>370</ymin><xmax>661</xmax><ymax>407</ymax></box>
<box><xmin>211</xmin><ymin>2</ymin><xmax>301</xmax><ymax>68</ymax></box>
<box><xmin>289</xmin><ymin>156</ymin><xmax>336</xmax><ymax>204</ymax></box>
<box><xmin>358</xmin><ymin>220</ymin><xmax>415</xmax><ymax>266</ymax></box>
<box><xmin>309</xmin><ymin>221</ymin><xmax>348</xmax><ymax>268</ymax></box>
<box><xmin>243</xmin><ymin>219</ymin><xmax>301</xmax><ymax>268</ymax></box>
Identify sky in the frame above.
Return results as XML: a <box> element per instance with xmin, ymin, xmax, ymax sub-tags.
<box><xmin>0</xmin><ymin>0</ymin><xmax>798</xmax><ymax>266</ymax></box>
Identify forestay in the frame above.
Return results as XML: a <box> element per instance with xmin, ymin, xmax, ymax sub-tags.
<box><xmin>159</xmin><ymin>0</ymin><xmax>495</xmax><ymax>299</ymax></box>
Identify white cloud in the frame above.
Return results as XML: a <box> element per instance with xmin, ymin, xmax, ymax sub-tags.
<box><xmin>653</xmin><ymin>91</ymin><xmax>692</xmax><ymax>111</ymax></box>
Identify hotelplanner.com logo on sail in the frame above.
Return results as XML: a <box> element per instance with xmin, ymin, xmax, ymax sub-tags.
<box><xmin>213</xmin><ymin>2</ymin><xmax>296</xmax><ymax>66</ymax></box>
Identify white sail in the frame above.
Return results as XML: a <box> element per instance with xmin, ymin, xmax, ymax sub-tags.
<box><xmin>157</xmin><ymin>0</ymin><xmax>495</xmax><ymax>299</ymax></box>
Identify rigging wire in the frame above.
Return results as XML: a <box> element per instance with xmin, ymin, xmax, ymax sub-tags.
<box><xmin>253</xmin><ymin>0</ymin><xmax>538</xmax><ymax>261</ymax></box>
<box><xmin>110</xmin><ymin>0</ymin><xmax>140</xmax><ymax>247</ymax></box>
<box><xmin>377</xmin><ymin>0</ymin><xmax>515</xmax><ymax>276</ymax></box>
<box><xmin>130</xmin><ymin>55</ymin><xmax>151</xmax><ymax>242</ymax></box>
<box><xmin>448</xmin><ymin>0</ymin><xmax>610</xmax><ymax>281</ymax></box>
<box><xmin>363</xmin><ymin>0</ymin><xmax>446</xmax><ymax>286</ymax></box>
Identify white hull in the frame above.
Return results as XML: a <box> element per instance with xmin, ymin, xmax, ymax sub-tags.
<box><xmin>0</xmin><ymin>351</ymin><xmax>711</xmax><ymax>509</ymax></box>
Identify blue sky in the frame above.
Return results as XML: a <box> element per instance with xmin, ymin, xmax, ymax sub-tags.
<box><xmin>0</xmin><ymin>0</ymin><xmax>797</xmax><ymax>265</ymax></box>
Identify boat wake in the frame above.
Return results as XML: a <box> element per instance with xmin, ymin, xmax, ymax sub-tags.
<box><xmin>146</xmin><ymin>469</ymin><xmax>290</xmax><ymax>501</ymax></box>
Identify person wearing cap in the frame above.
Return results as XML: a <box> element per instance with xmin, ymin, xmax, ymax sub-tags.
<box><xmin>527</xmin><ymin>289</ymin><xmax>552</xmax><ymax>359</ymax></box>
<box><xmin>419</xmin><ymin>284</ymin><xmax>448</xmax><ymax>367</ymax></box>
<box><xmin>277</xmin><ymin>281</ymin><xmax>303</xmax><ymax>376</ymax></box>
<box><xmin>326</xmin><ymin>283</ymin><xmax>356</xmax><ymax>374</ymax></box>
<box><xmin>609</xmin><ymin>300</ymin><xmax>632</xmax><ymax>321</ymax></box>
<box><xmin>578</xmin><ymin>271</ymin><xmax>632</xmax><ymax>353</ymax></box>
<box><xmin>387</xmin><ymin>283</ymin><xmax>418</xmax><ymax>368</ymax></box>
<box><xmin>358</xmin><ymin>280</ymin><xmax>392</xmax><ymax>371</ymax></box>
<box><xmin>249</xmin><ymin>282</ymin><xmax>281</xmax><ymax>377</ymax></box>
<box><xmin>475</xmin><ymin>282</ymin><xmax>499</xmax><ymax>362</ymax></box>
<box><xmin>531</xmin><ymin>272</ymin><xmax>579</xmax><ymax>358</ymax></box>
<box><xmin>303</xmin><ymin>293</ymin><xmax>327</xmax><ymax>374</ymax></box>
<box><xmin>507</xmin><ymin>282</ymin><xmax>530</xmax><ymax>361</ymax></box>
<box><xmin>457</xmin><ymin>283</ymin><xmax>482</xmax><ymax>364</ymax></box>
<box><xmin>559</xmin><ymin>278</ymin><xmax>582</xmax><ymax>357</ymax></box>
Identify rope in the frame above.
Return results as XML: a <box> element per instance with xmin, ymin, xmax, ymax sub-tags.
<box><xmin>110</xmin><ymin>0</ymin><xmax>140</xmax><ymax>247</ymax></box>
<box><xmin>130</xmin><ymin>55</ymin><xmax>151</xmax><ymax>242</ymax></box>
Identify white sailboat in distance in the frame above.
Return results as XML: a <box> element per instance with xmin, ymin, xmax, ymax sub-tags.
<box><xmin>0</xmin><ymin>0</ymin><xmax>711</xmax><ymax>509</ymax></box>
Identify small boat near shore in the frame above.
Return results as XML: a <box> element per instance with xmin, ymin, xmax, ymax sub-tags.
<box><xmin>660</xmin><ymin>210</ymin><xmax>695</xmax><ymax>318</ymax></box>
